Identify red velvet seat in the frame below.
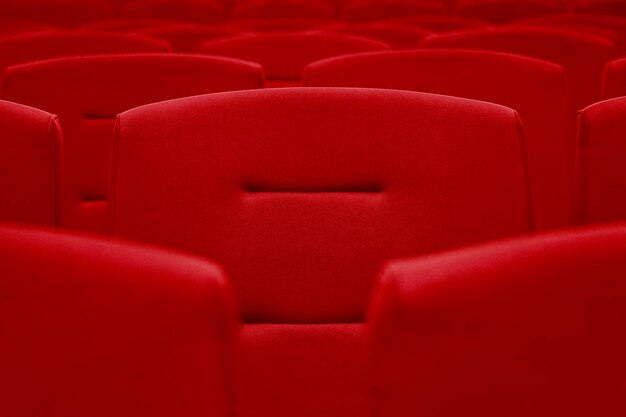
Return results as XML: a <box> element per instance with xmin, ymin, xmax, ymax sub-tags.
<box><xmin>0</xmin><ymin>100</ymin><xmax>61</xmax><ymax>226</ymax></box>
<box><xmin>327</xmin><ymin>22</ymin><xmax>432</xmax><ymax>48</ymax></box>
<box><xmin>601</xmin><ymin>57</ymin><xmax>626</xmax><ymax>99</ymax></box>
<box><xmin>575</xmin><ymin>96</ymin><xmax>626</xmax><ymax>225</ymax></box>
<box><xmin>383</xmin><ymin>15</ymin><xmax>488</xmax><ymax>31</ymax></box>
<box><xmin>422</xmin><ymin>26</ymin><xmax>619</xmax><ymax>112</ymax></box>
<box><xmin>121</xmin><ymin>0</ymin><xmax>226</xmax><ymax>24</ymax></box>
<box><xmin>516</xmin><ymin>14</ymin><xmax>626</xmax><ymax>40</ymax></box>
<box><xmin>0</xmin><ymin>0</ymin><xmax>113</xmax><ymax>27</ymax></box>
<box><xmin>229</xmin><ymin>17</ymin><xmax>336</xmax><ymax>32</ymax></box>
<box><xmin>455</xmin><ymin>0</ymin><xmax>568</xmax><ymax>23</ymax></box>
<box><xmin>0</xmin><ymin>31</ymin><xmax>170</xmax><ymax>72</ymax></box>
<box><xmin>230</xmin><ymin>0</ymin><xmax>338</xmax><ymax>20</ymax></box>
<box><xmin>199</xmin><ymin>32</ymin><xmax>389</xmax><ymax>86</ymax></box>
<box><xmin>369</xmin><ymin>224</ymin><xmax>626</xmax><ymax>417</ymax></box>
<box><xmin>574</xmin><ymin>0</ymin><xmax>626</xmax><ymax>15</ymax></box>
<box><xmin>304</xmin><ymin>49</ymin><xmax>572</xmax><ymax>230</ymax></box>
<box><xmin>1</xmin><ymin>54</ymin><xmax>263</xmax><ymax>233</ymax></box>
<box><xmin>340</xmin><ymin>0</ymin><xmax>446</xmax><ymax>22</ymax></box>
<box><xmin>81</xmin><ymin>18</ymin><xmax>190</xmax><ymax>32</ymax></box>
<box><xmin>109</xmin><ymin>87</ymin><xmax>533</xmax><ymax>417</ymax></box>
<box><xmin>136</xmin><ymin>24</ymin><xmax>244</xmax><ymax>52</ymax></box>
<box><xmin>0</xmin><ymin>225</ymin><xmax>237</xmax><ymax>417</ymax></box>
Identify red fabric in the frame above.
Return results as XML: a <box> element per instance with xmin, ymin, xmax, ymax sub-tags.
<box><xmin>369</xmin><ymin>223</ymin><xmax>626</xmax><ymax>417</ymax></box>
<box><xmin>110</xmin><ymin>87</ymin><xmax>533</xmax><ymax>324</ymax></box>
<box><xmin>516</xmin><ymin>14</ymin><xmax>626</xmax><ymax>40</ymax></box>
<box><xmin>136</xmin><ymin>24</ymin><xmax>244</xmax><ymax>52</ymax></box>
<box><xmin>422</xmin><ymin>26</ymin><xmax>619</xmax><ymax>112</ymax></box>
<box><xmin>455</xmin><ymin>0</ymin><xmax>568</xmax><ymax>23</ymax></box>
<box><xmin>0</xmin><ymin>225</ymin><xmax>238</xmax><ymax>417</ymax></box>
<box><xmin>121</xmin><ymin>0</ymin><xmax>225</xmax><ymax>24</ymax></box>
<box><xmin>237</xmin><ymin>323</ymin><xmax>368</xmax><ymax>417</ymax></box>
<box><xmin>328</xmin><ymin>22</ymin><xmax>432</xmax><ymax>49</ymax></box>
<box><xmin>575</xmin><ymin>96</ymin><xmax>626</xmax><ymax>224</ymax></box>
<box><xmin>0</xmin><ymin>100</ymin><xmax>61</xmax><ymax>226</ymax></box>
<box><xmin>383</xmin><ymin>15</ymin><xmax>488</xmax><ymax>31</ymax></box>
<box><xmin>304</xmin><ymin>49</ymin><xmax>573</xmax><ymax>230</ymax></box>
<box><xmin>601</xmin><ymin>57</ymin><xmax>626</xmax><ymax>99</ymax></box>
<box><xmin>574</xmin><ymin>0</ymin><xmax>626</xmax><ymax>15</ymax></box>
<box><xmin>230</xmin><ymin>17</ymin><xmax>336</xmax><ymax>32</ymax></box>
<box><xmin>1</xmin><ymin>54</ymin><xmax>263</xmax><ymax>233</ymax></box>
<box><xmin>231</xmin><ymin>0</ymin><xmax>338</xmax><ymax>20</ymax></box>
<box><xmin>0</xmin><ymin>0</ymin><xmax>113</xmax><ymax>27</ymax></box>
<box><xmin>0</xmin><ymin>31</ymin><xmax>170</xmax><ymax>72</ymax></box>
<box><xmin>340</xmin><ymin>1</ymin><xmax>446</xmax><ymax>22</ymax></box>
<box><xmin>199</xmin><ymin>32</ymin><xmax>389</xmax><ymax>83</ymax></box>
<box><xmin>81</xmin><ymin>18</ymin><xmax>191</xmax><ymax>31</ymax></box>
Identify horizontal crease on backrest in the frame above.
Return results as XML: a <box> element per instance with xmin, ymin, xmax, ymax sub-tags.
<box><xmin>84</xmin><ymin>114</ymin><xmax>117</xmax><ymax>120</ymax></box>
<box><xmin>244</xmin><ymin>183</ymin><xmax>385</xmax><ymax>193</ymax></box>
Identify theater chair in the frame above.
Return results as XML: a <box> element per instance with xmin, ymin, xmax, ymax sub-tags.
<box><xmin>121</xmin><ymin>0</ymin><xmax>226</xmax><ymax>24</ymax></box>
<box><xmin>304</xmin><ymin>50</ymin><xmax>572</xmax><ymax>231</ymax></box>
<box><xmin>199</xmin><ymin>32</ymin><xmax>389</xmax><ymax>86</ymax></box>
<box><xmin>230</xmin><ymin>0</ymin><xmax>338</xmax><ymax>20</ymax></box>
<box><xmin>1</xmin><ymin>54</ymin><xmax>264</xmax><ymax>233</ymax></box>
<box><xmin>109</xmin><ymin>88</ymin><xmax>534</xmax><ymax>417</ymax></box>
<box><xmin>422</xmin><ymin>26</ymin><xmax>619</xmax><ymax>112</ymax></box>
<box><xmin>0</xmin><ymin>226</ymin><xmax>237</xmax><ymax>417</ymax></box>
<box><xmin>327</xmin><ymin>22</ymin><xmax>432</xmax><ymax>49</ymax></box>
<box><xmin>136</xmin><ymin>24</ymin><xmax>244</xmax><ymax>52</ymax></box>
<box><xmin>455</xmin><ymin>0</ymin><xmax>568</xmax><ymax>23</ymax></box>
<box><xmin>575</xmin><ymin>96</ymin><xmax>626</xmax><ymax>225</ymax></box>
<box><xmin>601</xmin><ymin>57</ymin><xmax>626</xmax><ymax>99</ymax></box>
<box><xmin>0</xmin><ymin>0</ymin><xmax>113</xmax><ymax>27</ymax></box>
<box><xmin>0</xmin><ymin>100</ymin><xmax>61</xmax><ymax>226</ymax></box>
<box><xmin>369</xmin><ymin>224</ymin><xmax>626</xmax><ymax>417</ymax></box>
<box><xmin>340</xmin><ymin>0</ymin><xmax>447</xmax><ymax>23</ymax></box>
<box><xmin>0</xmin><ymin>31</ymin><xmax>170</xmax><ymax>72</ymax></box>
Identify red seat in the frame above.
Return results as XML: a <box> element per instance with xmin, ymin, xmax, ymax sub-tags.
<box><xmin>340</xmin><ymin>0</ymin><xmax>446</xmax><ymax>22</ymax></box>
<box><xmin>383</xmin><ymin>15</ymin><xmax>488</xmax><ymax>31</ymax></box>
<box><xmin>369</xmin><ymin>224</ymin><xmax>626</xmax><ymax>417</ymax></box>
<box><xmin>199</xmin><ymin>32</ymin><xmax>389</xmax><ymax>86</ymax></box>
<box><xmin>574</xmin><ymin>0</ymin><xmax>626</xmax><ymax>15</ymax></box>
<box><xmin>0</xmin><ymin>100</ymin><xmax>61</xmax><ymax>226</ymax></box>
<box><xmin>0</xmin><ymin>0</ymin><xmax>113</xmax><ymax>27</ymax></box>
<box><xmin>231</xmin><ymin>0</ymin><xmax>338</xmax><ymax>20</ymax></box>
<box><xmin>0</xmin><ymin>31</ymin><xmax>170</xmax><ymax>71</ymax></box>
<box><xmin>0</xmin><ymin>225</ymin><xmax>237</xmax><ymax>417</ymax></box>
<box><xmin>327</xmin><ymin>22</ymin><xmax>432</xmax><ymax>48</ymax></box>
<box><xmin>516</xmin><ymin>14</ymin><xmax>626</xmax><ymax>40</ymax></box>
<box><xmin>121</xmin><ymin>0</ymin><xmax>225</xmax><ymax>24</ymax></box>
<box><xmin>575</xmin><ymin>96</ymin><xmax>626</xmax><ymax>225</ymax></box>
<box><xmin>109</xmin><ymin>87</ymin><xmax>533</xmax><ymax>417</ymax></box>
<box><xmin>304</xmin><ymin>49</ymin><xmax>572</xmax><ymax>230</ymax></box>
<box><xmin>229</xmin><ymin>17</ymin><xmax>336</xmax><ymax>31</ymax></box>
<box><xmin>136</xmin><ymin>24</ymin><xmax>244</xmax><ymax>52</ymax></box>
<box><xmin>422</xmin><ymin>26</ymin><xmax>619</xmax><ymax>112</ymax></box>
<box><xmin>1</xmin><ymin>54</ymin><xmax>263</xmax><ymax>233</ymax></box>
<box><xmin>81</xmin><ymin>18</ymin><xmax>190</xmax><ymax>32</ymax></box>
<box><xmin>601</xmin><ymin>57</ymin><xmax>626</xmax><ymax>99</ymax></box>
<box><xmin>455</xmin><ymin>0</ymin><xmax>568</xmax><ymax>23</ymax></box>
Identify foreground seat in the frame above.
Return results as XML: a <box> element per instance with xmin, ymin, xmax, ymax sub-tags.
<box><xmin>422</xmin><ymin>26</ymin><xmax>619</xmax><ymax>111</ymax></box>
<box><xmin>1</xmin><ymin>54</ymin><xmax>264</xmax><ymax>233</ymax></box>
<box><xmin>199</xmin><ymin>32</ymin><xmax>390</xmax><ymax>86</ymax></box>
<box><xmin>0</xmin><ymin>31</ymin><xmax>170</xmax><ymax>71</ymax></box>
<box><xmin>369</xmin><ymin>224</ymin><xmax>626</xmax><ymax>417</ymax></box>
<box><xmin>0</xmin><ymin>225</ymin><xmax>237</xmax><ymax>417</ymax></box>
<box><xmin>305</xmin><ymin>49</ymin><xmax>572</xmax><ymax>230</ymax></box>
<box><xmin>110</xmin><ymin>87</ymin><xmax>533</xmax><ymax>417</ymax></box>
<box><xmin>575</xmin><ymin>96</ymin><xmax>626</xmax><ymax>225</ymax></box>
<box><xmin>0</xmin><ymin>100</ymin><xmax>61</xmax><ymax>226</ymax></box>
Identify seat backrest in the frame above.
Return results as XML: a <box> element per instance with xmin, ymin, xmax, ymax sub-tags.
<box><xmin>369</xmin><ymin>224</ymin><xmax>626</xmax><ymax>417</ymax></box>
<box><xmin>575</xmin><ymin>96</ymin><xmax>626</xmax><ymax>225</ymax></box>
<box><xmin>199</xmin><ymin>32</ymin><xmax>390</xmax><ymax>85</ymax></box>
<box><xmin>601</xmin><ymin>57</ymin><xmax>626</xmax><ymax>99</ymax></box>
<box><xmin>136</xmin><ymin>24</ymin><xmax>244</xmax><ymax>52</ymax></box>
<box><xmin>0</xmin><ymin>31</ymin><xmax>171</xmax><ymax>72</ymax></box>
<box><xmin>110</xmin><ymin>88</ymin><xmax>533</xmax><ymax>324</ymax></box>
<box><xmin>454</xmin><ymin>0</ymin><xmax>568</xmax><ymax>23</ymax></box>
<box><xmin>304</xmin><ymin>49</ymin><xmax>572</xmax><ymax>230</ymax></box>
<box><xmin>1</xmin><ymin>54</ymin><xmax>264</xmax><ymax>233</ymax></box>
<box><xmin>422</xmin><ymin>26</ymin><xmax>619</xmax><ymax>111</ymax></box>
<box><xmin>383</xmin><ymin>15</ymin><xmax>488</xmax><ymax>31</ymax></box>
<box><xmin>231</xmin><ymin>0</ymin><xmax>338</xmax><ymax>20</ymax></box>
<box><xmin>121</xmin><ymin>0</ymin><xmax>225</xmax><ymax>24</ymax></box>
<box><xmin>0</xmin><ymin>0</ymin><xmax>113</xmax><ymax>27</ymax></box>
<box><xmin>574</xmin><ymin>0</ymin><xmax>626</xmax><ymax>15</ymax></box>
<box><xmin>0</xmin><ymin>225</ymin><xmax>236</xmax><ymax>417</ymax></box>
<box><xmin>340</xmin><ymin>0</ymin><xmax>446</xmax><ymax>22</ymax></box>
<box><xmin>0</xmin><ymin>100</ymin><xmax>61</xmax><ymax>226</ymax></box>
<box><xmin>328</xmin><ymin>23</ymin><xmax>432</xmax><ymax>49</ymax></box>
<box><xmin>516</xmin><ymin>13</ymin><xmax>626</xmax><ymax>40</ymax></box>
